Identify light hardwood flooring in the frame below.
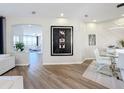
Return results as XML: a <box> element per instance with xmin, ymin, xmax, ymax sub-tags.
<box><xmin>2</xmin><ymin>57</ymin><xmax>107</xmax><ymax>89</ymax></box>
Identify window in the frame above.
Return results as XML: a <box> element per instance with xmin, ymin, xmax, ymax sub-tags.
<box><xmin>23</xmin><ymin>35</ymin><xmax>37</xmax><ymax>47</ymax></box>
<box><xmin>13</xmin><ymin>35</ymin><xmax>37</xmax><ymax>49</ymax></box>
<box><xmin>13</xmin><ymin>35</ymin><xmax>19</xmax><ymax>45</ymax></box>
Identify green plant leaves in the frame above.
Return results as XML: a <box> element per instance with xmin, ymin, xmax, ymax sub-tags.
<box><xmin>15</xmin><ymin>42</ymin><xmax>24</xmax><ymax>51</ymax></box>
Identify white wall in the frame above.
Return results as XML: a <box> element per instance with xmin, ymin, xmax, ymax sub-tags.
<box><xmin>6</xmin><ymin>17</ymin><xmax>85</xmax><ymax>65</ymax></box>
<box><xmin>84</xmin><ymin>18</ymin><xmax>124</xmax><ymax>58</ymax></box>
<box><xmin>5</xmin><ymin>16</ymin><xmax>124</xmax><ymax>65</ymax></box>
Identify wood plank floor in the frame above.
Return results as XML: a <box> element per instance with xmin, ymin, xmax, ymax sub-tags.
<box><xmin>2</xmin><ymin>59</ymin><xmax>107</xmax><ymax>89</ymax></box>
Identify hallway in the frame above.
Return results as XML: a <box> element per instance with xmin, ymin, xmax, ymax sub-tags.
<box><xmin>29</xmin><ymin>52</ymin><xmax>42</xmax><ymax>66</ymax></box>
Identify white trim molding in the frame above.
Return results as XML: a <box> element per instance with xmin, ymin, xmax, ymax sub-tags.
<box><xmin>16</xmin><ymin>64</ymin><xmax>29</xmax><ymax>66</ymax></box>
<box><xmin>83</xmin><ymin>58</ymin><xmax>95</xmax><ymax>60</ymax></box>
<box><xmin>43</xmin><ymin>61</ymin><xmax>82</xmax><ymax>65</ymax></box>
<box><xmin>43</xmin><ymin>58</ymin><xmax>95</xmax><ymax>65</ymax></box>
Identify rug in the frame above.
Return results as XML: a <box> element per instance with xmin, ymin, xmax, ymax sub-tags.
<box><xmin>0</xmin><ymin>76</ymin><xmax>23</xmax><ymax>89</ymax></box>
<box><xmin>82</xmin><ymin>61</ymin><xmax>124</xmax><ymax>89</ymax></box>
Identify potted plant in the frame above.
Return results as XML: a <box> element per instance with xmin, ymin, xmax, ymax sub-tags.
<box><xmin>15</xmin><ymin>42</ymin><xmax>24</xmax><ymax>51</ymax></box>
<box><xmin>119</xmin><ymin>40</ymin><xmax>124</xmax><ymax>48</ymax></box>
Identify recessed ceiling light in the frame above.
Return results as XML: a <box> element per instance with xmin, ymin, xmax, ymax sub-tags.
<box><xmin>92</xmin><ymin>20</ymin><xmax>97</xmax><ymax>22</ymax></box>
<box><xmin>121</xmin><ymin>14</ymin><xmax>124</xmax><ymax>16</ymax></box>
<box><xmin>84</xmin><ymin>14</ymin><xmax>88</xmax><ymax>18</ymax></box>
<box><xmin>32</xmin><ymin>11</ymin><xmax>36</xmax><ymax>14</ymax></box>
<box><xmin>60</xmin><ymin>13</ymin><xmax>64</xmax><ymax>17</ymax></box>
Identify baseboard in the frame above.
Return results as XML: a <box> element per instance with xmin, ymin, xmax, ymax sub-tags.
<box><xmin>43</xmin><ymin>61</ymin><xmax>82</xmax><ymax>65</ymax></box>
<box><xmin>43</xmin><ymin>58</ymin><xmax>95</xmax><ymax>65</ymax></box>
<box><xmin>80</xmin><ymin>58</ymin><xmax>95</xmax><ymax>64</ymax></box>
<box><xmin>16</xmin><ymin>64</ymin><xmax>29</xmax><ymax>66</ymax></box>
<box><xmin>83</xmin><ymin>58</ymin><xmax>95</xmax><ymax>61</ymax></box>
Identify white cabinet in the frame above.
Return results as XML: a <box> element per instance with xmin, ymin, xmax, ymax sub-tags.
<box><xmin>0</xmin><ymin>55</ymin><xmax>15</xmax><ymax>75</ymax></box>
<box><xmin>13</xmin><ymin>52</ymin><xmax>30</xmax><ymax>66</ymax></box>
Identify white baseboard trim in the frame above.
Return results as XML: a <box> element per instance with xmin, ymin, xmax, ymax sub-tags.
<box><xmin>16</xmin><ymin>64</ymin><xmax>29</xmax><ymax>66</ymax></box>
<box><xmin>43</xmin><ymin>58</ymin><xmax>95</xmax><ymax>65</ymax></box>
<box><xmin>43</xmin><ymin>61</ymin><xmax>82</xmax><ymax>65</ymax></box>
<box><xmin>81</xmin><ymin>58</ymin><xmax>94</xmax><ymax>64</ymax></box>
<box><xmin>83</xmin><ymin>58</ymin><xmax>95</xmax><ymax>61</ymax></box>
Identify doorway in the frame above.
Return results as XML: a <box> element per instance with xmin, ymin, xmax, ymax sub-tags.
<box><xmin>12</xmin><ymin>24</ymin><xmax>43</xmax><ymax>66</ymax></box>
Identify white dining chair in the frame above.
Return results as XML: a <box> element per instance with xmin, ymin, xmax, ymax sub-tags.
<box><xmin>94</xmin><ymin>48</ymin><xmax>111</xmax><ymax>72</ymax></box>
<box><xmin>117</xmin><ymin>53</ymin><xmax>124</xmax><ymax>80</ymax></box>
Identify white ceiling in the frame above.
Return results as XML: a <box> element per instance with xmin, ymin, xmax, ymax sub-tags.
<box><xmin>0</xmin><ymin>3</ymin><xmax>124</xmax><ymax>22</ymax></box>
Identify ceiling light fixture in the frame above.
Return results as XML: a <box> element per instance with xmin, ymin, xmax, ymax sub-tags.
<box><xmin>92</xmin><ymin>20</ymin><xmax>97</xmax><ymax>22</ymax></box>
<box><xmin>32</xmin><ymin>11</ymin><xmax>36</xmax><ymax>15</ymax></box>
<box><xmin>60</xmin><ymin>13</ymin><xmax>64</xmax><ymax>17</ymax></box>
<box><xmin>121</xmin><ymin>14</ymin><xmax>124</xmax><ymax>17</ymax></box>
<box><xmin>84</xmin><ymin>14</ymin><xmax>88</xmax><ymax>18</ymax></box>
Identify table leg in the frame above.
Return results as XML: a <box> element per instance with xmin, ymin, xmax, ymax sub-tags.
<box><xmin>110</xmin><ymin>57</ymin><xmax>123</xmax><ymax>80</ymax></box>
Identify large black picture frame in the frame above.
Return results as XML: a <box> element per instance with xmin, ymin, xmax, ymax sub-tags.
<box><xmin>51</xmin><ymin>26</ymin><xmax>73</xmax><ymax>56</ymax></box>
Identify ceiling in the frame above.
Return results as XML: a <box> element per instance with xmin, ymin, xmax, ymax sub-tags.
<box><xmin>0</xmin><ymin>3</ymin><xmax>124</xmax><ymax>22</ymax></box>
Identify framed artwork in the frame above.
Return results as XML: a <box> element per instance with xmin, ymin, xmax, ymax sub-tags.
<box><xmin>51</xmin><ymin>26</ymin><xmax>73</xmax><ymax>56</ymax></box>
<box><xmin>89</xmin><ymin>34</ymin><xmax>96</xmax><ymax>46</ymax></box>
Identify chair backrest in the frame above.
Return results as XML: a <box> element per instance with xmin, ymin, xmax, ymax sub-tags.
<box><xmin>118</xmin><ymin>53</ymin><xmax>124</xmax><ymax>69</ymax></box>
<box><xmin>94</xmin><ymin>48</ymin><xmax>100</xmax><ymax>63</ymax></box>
<box><xmin>94</xmin><ymin>48</ymin><xmax>99</xmax><ymax>57</ymax></box>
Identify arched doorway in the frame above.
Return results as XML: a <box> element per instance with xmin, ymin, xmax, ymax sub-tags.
<box><xmin>12</xmin><ymin>24</ymin><xmax>43</xmax><ymax>66</ymax></box>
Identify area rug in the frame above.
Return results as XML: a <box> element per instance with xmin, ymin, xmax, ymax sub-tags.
<box><xmin>82</xmin><ymin>61</ymin><xmax>124</xmax><ymax>89</ymax></box>
<box><xmin>0</xmin><ymin>76</ymin><xmax>23</xmax><ymax>89</ymax></box>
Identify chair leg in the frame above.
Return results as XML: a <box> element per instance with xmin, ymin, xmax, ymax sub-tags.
<box><xmin>96</xmin><ymin>65</ymin><xmax>113</xmax><ymax>77</ymax></box>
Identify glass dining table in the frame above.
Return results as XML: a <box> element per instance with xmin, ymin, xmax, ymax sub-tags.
<box><xmin>100</xmin><ymin>51</ymin><xmax>122</xmax><ymax>80</ymax></box>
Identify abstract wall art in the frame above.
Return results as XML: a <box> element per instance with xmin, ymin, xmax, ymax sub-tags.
<box><xmin>88</xmin><ymin>34</ymin><xmax>96</xmax><ymax>46</ymax></box>
<box><xmin>51</xmin><ymin>26</ymin><xmax>73</xmax><ymax>56</ymax></box>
